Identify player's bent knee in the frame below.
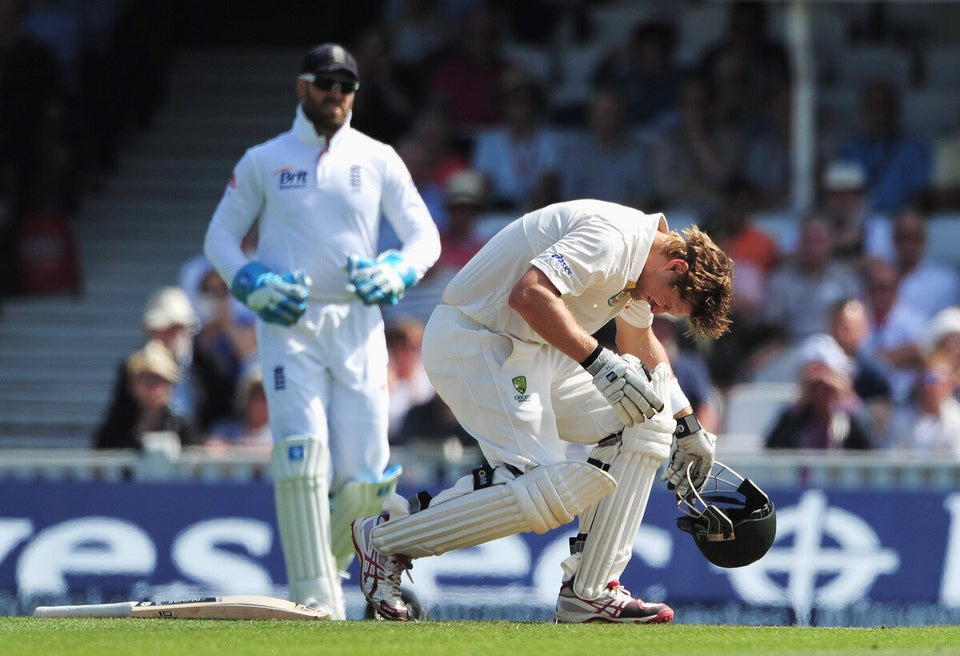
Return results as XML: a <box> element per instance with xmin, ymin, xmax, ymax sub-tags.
<box><xmin>371</xmin><ymin>461</ymin><xmax>615</xmax><ymax>558</ymax></box>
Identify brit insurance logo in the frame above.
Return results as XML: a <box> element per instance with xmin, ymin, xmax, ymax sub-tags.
<box><xmin>512</xmin><ymin>376</ymin><xmax>531</xmax><ymax>403</ymax></box>
<box><xmin>274</xmin><ymin>167</ymin><xmax>308</xmax><ymax>189</ymax></box>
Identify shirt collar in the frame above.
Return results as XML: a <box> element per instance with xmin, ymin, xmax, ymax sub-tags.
<box><xmin>292</xmin><ymin>104</ymin><xmax>352</xmax><ymax>148</ymax></box>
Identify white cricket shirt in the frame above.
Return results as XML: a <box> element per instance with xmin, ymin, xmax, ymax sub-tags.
<box><xmin>204</xmin><ymin>107</ymin><xmax>440</xmax><ymax>303</ymax></box>
<box><xmin>441</xmin><ymin>199</ymin><xmax>663</xmax><ymax>342</ymax></box>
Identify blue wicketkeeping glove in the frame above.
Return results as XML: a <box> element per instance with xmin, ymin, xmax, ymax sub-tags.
<box><xmin>231</xmin><ymin>262</ymin><xmax>310</xmax><ymax>326</ymax></box>
<box><xmin>346</xmin><ymin>250</ymin><xmax>416</xmax><ymax>306</ymax></box>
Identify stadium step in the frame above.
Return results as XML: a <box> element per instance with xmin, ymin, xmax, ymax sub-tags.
<box><xmin>0</xmin><ymin>47</ymin><xmax>295</xmax><ymax>446</ymax></box>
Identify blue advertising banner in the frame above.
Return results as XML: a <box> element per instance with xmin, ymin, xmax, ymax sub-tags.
<box><xmin>4</xmin><ymin>480</ymin><xmax>960</xmax><ymax>624</ymax></box>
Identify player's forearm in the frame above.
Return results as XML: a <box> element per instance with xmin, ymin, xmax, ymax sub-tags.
<box><xmin>615</xmin><ymin>319</ymin><xmax>691</xmax><ymax>417</ymax></box>
<box><xmin>508</xmin><ymin>270</ymin><xmax>596</xmax><ymax>363</ymax></box>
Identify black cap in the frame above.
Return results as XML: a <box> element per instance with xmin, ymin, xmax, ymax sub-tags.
<box><xmin>301</xmin><ymin>43</ymin><xmax>359</xmax><ymax>82</ymax></box>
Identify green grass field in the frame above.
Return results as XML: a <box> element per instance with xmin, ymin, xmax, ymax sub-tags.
<box><xmin>4</xmin><ymin>618</ymin><xmax>960</xmax><ymax>656</ymax></box>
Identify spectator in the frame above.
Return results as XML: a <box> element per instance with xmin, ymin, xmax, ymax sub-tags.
<box><xmin>591</xmin><ymin>20</ymin><xmax>681</xmax><ymax>135</ymax></box>
<box><xmin>649</xmin><ymin>70</ymin><xmax>744</xmax><ymax>221</ymax></box>
<box><xmin>829</xmin><ymin>297</ymin><xmax>893</xmax><ymax>441</ymax></box>
<box><xmin>926</xmin><ymin>99</ymin><xmax>960</xmax><ymax>210</ymax></box>
<box><xmin>765</xmin><ymin>334</ymin><xmax>875</xmax><ymax>450</ymax></box>
<box><xmin>887</xmin><ymin>350</ymin><xmax>960</xmax><ymax>456</ymax></box>
<box><xmin>698</xmin><ymin>0</ymin><xmax>792</xmax><ymax>132</ymax></box>
<box><xmin>710</xmin><ymin>177</ymin><xmax>780</xmax><ymax>278</ymax></box>
<box><xmin>861</xmin><ymin>257</ymin><xmax>926</xmax><ymax>407</ymax></box>
<box><xmin>839</xmin><ymin>77</ymin><xmax>931</xmax><ymax>215</ymax></box>
<box><xmin>0</xmin><ymin>0</ymin><xmax>67</xmax><ymax>294</ymax></box>
<box><xmin>762</xmin><ymin>213</ymin><xmax>864</xmax><ymax>345</ymax></box>
<box><xmin>411</xmin><ymin>104</ymin><xmax>469</xmax><ymax>187</ymax></box>
<box><xmin>382</xmin><ymin>169</ymin><xmax>488</xmax><ymax>326</ymax></box>
<box><xmin>349</xmin><ymin>25</ymin><xmax>423</xmax><ymax>145</ymax></box>
<box><xmin>385</xmin><ymin>317</ymin><xmax>434</xmax><ymax>442</ymax></box>
<box><xmin>189</xmin><ymin>264</ymin><xmax>258</xmax><ymax>433</ymax></box>
<box><xmin>472</xmin><ymin>68</ymin><xmax>561</xmax><ymax>212</ymax></box>
<box><xmin>558</xmin><ymin>83</ymin><xmax>653</xmax><ymax>208</ymax></box>
<box><xmin>742</xmin><ymin>83</ymin><xmax>793</xmax><ymax>212</ymax></box>
<box><xmin>922</xmin><ymin>307</ymin><xmax>960</xmax><ymax>380</ymax></box>
<box><xmin>800</xmin><ymin>159</ymin><xmax>894</xmax><ymax>265</ymax></box>
<box><xmin>890</xmin><ymin>208</ymin><xmax>960</xmax><ymax>322</ymax></box>
<box><xmin>205</xmin><ymin>362</ymin><xmax>272</xmax><ymax>451</ymax></box>
<box><xmin>380</xmin><ymin>0</ymin><xmax>454</xmax><ymax>70</ymax></box>
<box><xmin>95</xmin><ymin>287</ymin><xmax>200</xmax><ymax>440</ymax></box>
<box><xmin>435</xmin><ymin>169</ymin><xmax>488</xmax><ymax>270</ymax></box>
<box><xmin>93</xmin><ymin>339</ymin><xmax>201</xmax><ymax>450</ymax></box>
<box><xmin>428</xmin><ymin>5</ymin><xmax>510</xmax><ymax>135</ymax></box>
<box><xmin>379</xmin><ymin>138</ymin><xmax>448</xmax><ymax>253</ymax></box>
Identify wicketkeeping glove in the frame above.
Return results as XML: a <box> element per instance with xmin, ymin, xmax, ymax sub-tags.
<box><xmin>584</xmin><ymin>348</ymin><xmax>664</xmax><ymax>427</ymax></box>
<box><xmin>231</xmin><ymin>262</ymin><xmax>311</xmax><ymax>326</ymax></box>
<box><xmin>346</xmin><ymin>250</ymin><xmax>416</xmax><ymax>306</ymax></box>
<box><xmin>662</xmin><ymin>413</ymin><xmax>716</xmax><ymax>497</ymax></box>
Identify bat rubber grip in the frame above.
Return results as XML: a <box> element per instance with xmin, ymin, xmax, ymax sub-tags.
<box><xmin>34</xmin><ymin>601</ymin><xmax>136</xmax><ymax>618</ymax></box>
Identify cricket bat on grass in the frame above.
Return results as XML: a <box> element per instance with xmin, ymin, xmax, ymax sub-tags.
<box><xmin>33</xmin><ymin>595</ymin><xmax>330</xmax><ymax>620</ymax></box>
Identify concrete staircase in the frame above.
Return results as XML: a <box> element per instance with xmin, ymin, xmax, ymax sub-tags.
<box><xmin>0</xmin><ymin>48</ymin><xmax>302</xmax><ymax>446</ymax></box>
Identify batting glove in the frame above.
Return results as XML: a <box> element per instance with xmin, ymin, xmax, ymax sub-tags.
<box><xmin>231</xmin><ymin>262</ymin><xmax>311</xmax><ymax>326</ymax></box>
<box><xmin>347</xmin><ymin>250</ymin><xmax>416</xmax><ymax>306</ymax></box>
<box><xmin>584</xmin><ymin>347</ymin><xmax>664</xmax><ymax>427</ymax></box>
<box><xmin>662</xmin><ymin>413</ymin><xmax>716</xmax><ymax>497</ymax></box>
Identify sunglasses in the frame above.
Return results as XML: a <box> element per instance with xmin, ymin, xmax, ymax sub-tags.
<box><xmin>299</xmin><ymin>73</ymin><xmax>359</xmax><ymax>93</ymax></box>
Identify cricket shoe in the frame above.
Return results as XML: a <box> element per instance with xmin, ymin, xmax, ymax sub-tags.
<box><xmin>555</xmin><ymin>580</ymin><xmax>674</xmax><ymax>624</ymax></box>
<box><xmin>352</xmin><ymin>514</ymin><xmax>413</xmax><ymax>621</ymax></box>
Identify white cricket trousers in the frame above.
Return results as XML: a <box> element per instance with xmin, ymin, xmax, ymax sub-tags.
<box><xmin>257</xmin><ymin>302</ymin><xmax>390</xmax><ymax>492</ymax></box>
<box><xmin>421</xmin><ymin>304</ymin><xmax>622</xmax><ymax>472</ymax></box>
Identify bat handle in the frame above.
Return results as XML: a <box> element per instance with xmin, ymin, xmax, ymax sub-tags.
<box><xmin>34</xmin><ymin>601</ymin><xmax>136</xmax><ymax>618</ymax></box>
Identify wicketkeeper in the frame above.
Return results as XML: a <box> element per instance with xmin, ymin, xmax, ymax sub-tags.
<box><xmin>204</xmin><ymin>43</ymin><xmax>440</xmax><ymax>619</ymax></box>
<box><xmin>352</xmin><ymin>199</ymin><xmax>733</xmax><ymax>623</ymax></box>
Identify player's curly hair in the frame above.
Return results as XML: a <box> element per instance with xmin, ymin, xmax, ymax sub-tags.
<box><xmin>663</xmin><ymin>225</ymin><xmax>733</xmax><ymax>340</ymax></box>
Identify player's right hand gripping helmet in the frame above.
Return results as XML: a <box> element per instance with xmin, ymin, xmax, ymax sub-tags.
<box><xmin>675</xmin><ymin>461</ymin><xmax>776</xmax><ymax>568</ymax></box>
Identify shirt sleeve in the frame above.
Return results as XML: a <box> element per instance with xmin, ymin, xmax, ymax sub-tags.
<box><xmin>379</xmin><ymin>145</ymin><xmax>441</xmax><ymax>280</ymax></box>
<box><xmin>619</xmin><ymin>299</ymin><xmax>654</xmax><ymax>328</ymax></box>
<box><xmin>203</xmin><ymin>150</ymin><xmax>264</xmax><ymax>284</ymax></box>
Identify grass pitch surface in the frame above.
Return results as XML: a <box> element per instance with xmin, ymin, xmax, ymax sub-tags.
<box><xmin>4</xmin><ymin>618</ymin><xmax>960</xmax><ymax>656</ymax></box>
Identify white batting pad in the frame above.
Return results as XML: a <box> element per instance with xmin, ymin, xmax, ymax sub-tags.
<box><xmin>329</xmin><ymin>464</ymin><xmax>402</xmax><ymax>572</ymax></box>
<box><xmin>571</xmin><ymin>365</ymin><xmax>675</xmax><ymax>600</ymax></box>
<box><xmin>371</xmin><ymin>461</ymin><xmax>616</xmax><ymax>559</ymax></box>
<box><xmin>271</xmin><ymin>435</ymin><xmax>345</xmax><ymax>620</ymax></box>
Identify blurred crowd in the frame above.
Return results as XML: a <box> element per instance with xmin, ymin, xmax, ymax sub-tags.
<box><xmin>5</xmin><ymin>1</ymin><xmax>957</xmax><ymax>455</ymax></box>
<box><xmin>0</xmin><ymin>0</ymin><xmax>174</xmax><ymax>299</ymax></box>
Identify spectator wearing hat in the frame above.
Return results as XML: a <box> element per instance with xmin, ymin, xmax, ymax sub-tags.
<box><xmin>779</xmin><ymin>160</ymin><xmax>896</xmax><ymax>265</ymax></box>
<box><xmin>204</xmin><ymin>362</ymin><xmax>271</xmax><ymax>451</ymax></box>
<box><xmin>765</xmin><ymin>333</ymin><xmax>876</xmax><ymax>450</ymax></box>
<box><xmin>471</xmin><ymin>69</ymin><xmax>562</xmax><ymax>213</ymax></box>
<box><xmin>921</xmin><ymin>307</ymin><xmax>960</xmax><ymax>382</ymax></box>
<box><xmin>93</xmin><ymin>339</ymin><xmax>200</xmax><ymax>450</ymax></box>
<box><xmin>887</xmin><ymin>350</ymin><xmax>960</xmax><ymax>456</ymax></box>
<box><xmin>92</xmin><ymin>286</ymin><xmax>201</xmax><ymax>449</ymax></box>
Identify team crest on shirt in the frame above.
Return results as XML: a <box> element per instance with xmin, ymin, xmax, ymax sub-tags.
<box><xmin>274</xmin><ymin>167</ymin><xmax>308</xmax><ymax>189</ymax></box>
<box><xmin>608</xmin><ymin>289</ymin><xmax>629</xmax><ymax>306</ymax></box>
<box><xmin>512</xmin><ymin>376</ymin><xmax>530</xmax><ymax>402</ymax></box>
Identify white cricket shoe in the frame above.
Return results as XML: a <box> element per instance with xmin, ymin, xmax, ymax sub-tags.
<box><xmin>352</xmin><ymin>514</ymin><xmax>412</xmax><ymax>621</ymax></box>
<box><xmin>555</xmin><ymin>580</ymin><xmax>674</xmax><ymax>624</ymax></box>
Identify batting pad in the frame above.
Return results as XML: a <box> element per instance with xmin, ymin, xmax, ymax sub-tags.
<box><xmin>572</xmin><ymin>366</ymin><xmax>675</xmax><ymax>601</ymax></box>
<box><xmin>271</xmin><ymin>436</ymin><xmax>345</xmax><ymax>620</ymax></box>
<box><xmin>371</xmin><ymin>461</ymin><xmax>616</xmax><ymax>559</ymax></box>
<box><xmin>329</xmin><ymin>464</ymin><xmax>402</xmax><ymax>572</ymax></box>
